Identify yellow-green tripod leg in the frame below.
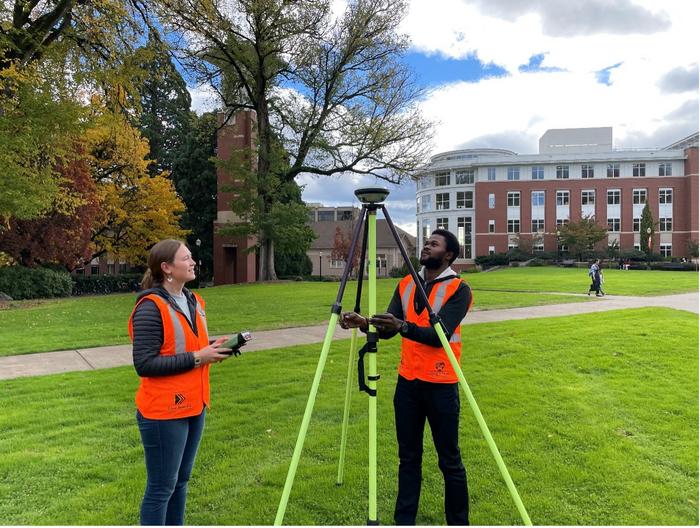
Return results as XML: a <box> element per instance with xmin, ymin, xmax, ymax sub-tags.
<box><xmin>367</xmin><ymin>209</ymin><xmax>378</xmax><ymax>524</ymax></box>
<box><xmin>275</xmin><ymin>313</ymin><xmax>340</xmax><ymax>525</ymax></box>
<box><xmin>336</xmin><ymin>328</ymin><xmax>358</xmax><ymax>485</ymax></box>
<box><xmin>433</xmin><ymin>323</ymin><xmax>532</xmax><ymax>526</ymax></box>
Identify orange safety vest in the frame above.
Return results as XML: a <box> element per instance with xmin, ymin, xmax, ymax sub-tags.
<box><xmin>397</xmin><ymin>274</ymin><xmax>469</xmax><ymax>383</ymax></box>
<box><xmin>128</xmin><ymin>292</ymin><xmax>211</xmax><ymax>419</ymax></box>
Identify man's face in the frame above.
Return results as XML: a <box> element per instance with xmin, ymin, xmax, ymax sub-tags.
<box><xmin>420</xmin><ymin>234</ymin><xmax>450</xmax><ymax>269</ymax></box>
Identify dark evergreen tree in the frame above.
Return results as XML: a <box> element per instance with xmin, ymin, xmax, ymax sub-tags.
<box><xmin>640</xmin><ymin>201</ymin><xmax>655</xmax><ymax>256</ymax></box>
<box><xmin>136</xmin><ymin>33</ymin><xmax>192</xmax><ymax>176</ymax></box>
<box><xmin>170</xmin><ymin>112</ymin><xmax>218</xmax><ymax>280</ymax></box>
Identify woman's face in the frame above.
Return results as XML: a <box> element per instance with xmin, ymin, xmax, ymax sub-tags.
<box><xmin>161</xmin><ymin>244</ymin><xmax>196</xmax><ymax>284</ymax></box>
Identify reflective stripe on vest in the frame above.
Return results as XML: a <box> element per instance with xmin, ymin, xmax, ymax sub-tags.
<box><xmin>167</xmin><ymin>305</ymin><xmax>187</xmax><ymax>355</ymax></box>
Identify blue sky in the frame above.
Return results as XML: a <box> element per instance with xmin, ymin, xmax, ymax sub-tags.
<box><xmin>188</xmin><ymin>0</ymin><xmax>699</xmax><ymax>234</ymax></box>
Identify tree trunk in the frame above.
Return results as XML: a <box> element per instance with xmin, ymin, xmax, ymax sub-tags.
<box><xmin>255</xmin><ymin>94</ymin><xmax>278</xmax><ymax>281</ymax></box>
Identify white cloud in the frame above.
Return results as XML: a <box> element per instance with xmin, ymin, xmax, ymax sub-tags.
<box><xmin>188</xmin><ymin>84</ymin><xmax>222</xmax><ymax>115</ymax></box>
<box><xmin>401</xmin><ymin>0</ymin><xmax>698</xmax><ymax>154</ymax></box>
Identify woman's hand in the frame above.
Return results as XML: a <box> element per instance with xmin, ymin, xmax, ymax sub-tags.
<box><xmin>194</xmin><ymin>336</ymin><xmax>232</xmax><ymax>365</ymax></box>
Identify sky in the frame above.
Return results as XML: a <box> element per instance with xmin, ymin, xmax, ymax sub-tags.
<box><xmin>189</xmin><ymin>0</ymin><xmax>699</xmax><ymax>236</ymax></box>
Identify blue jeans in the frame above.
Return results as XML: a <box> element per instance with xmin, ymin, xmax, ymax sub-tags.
<box><xmin>136</xmin><ymin>408</ymin><xmax>206</xmax><ymax>525</ymax></box>
<box><xmin>393</xmin><ymin>376</ymin><xmax>469</xmax><ymax>525</ymax></box>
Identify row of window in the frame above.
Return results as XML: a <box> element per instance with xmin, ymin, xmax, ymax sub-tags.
<box><xmin>500</xmin><ymin>188</ymin><xmax>673</xmax><ymax>207</ymax></box>
<box><xmin>492</xmin><ymin>217</ymin><xmax>675</xmax><ymax>233</ymax></box>
<box><xmin>421</xmin><ymin>217</ymin><xmax>473</xmax><ymax>259</ymax></box>
<box><xmin>491</xmin><ymin>243</ymin><xmax>675</xmax><ymax>257</ymax></box>
<box><xmin>425</xmin><ymin>162</ymin><xmax>674</xmax><ymax>186</ymax></box>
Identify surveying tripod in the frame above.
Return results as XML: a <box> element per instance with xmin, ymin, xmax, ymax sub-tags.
<box><xmin>274</xmin><ymin>187</ymin><xmax>532</xmax><ymax>525</ymax></box>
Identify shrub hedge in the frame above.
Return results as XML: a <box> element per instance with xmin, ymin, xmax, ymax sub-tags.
<box><xmin>71</xmin><ymin>273</ymin><xmax>143</xmax><ymax>295</ymax></box>
<box><xmin>0</xmin><ymin>266</ymin><xmax>73</xmax><ymax>300</ymax></box>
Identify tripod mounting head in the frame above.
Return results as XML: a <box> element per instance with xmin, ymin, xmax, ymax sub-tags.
<box><xmin>354</xmin><ymin>187</ymin><xmax>389</xmax><ymax>204</ymax></box>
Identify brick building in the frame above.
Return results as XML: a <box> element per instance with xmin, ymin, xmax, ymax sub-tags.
<box><xmin>415</xmin><ymin>127</ymin><xmax>699</xmax><ymax>267</ymax></box>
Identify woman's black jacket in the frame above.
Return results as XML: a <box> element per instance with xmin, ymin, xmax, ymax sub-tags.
<box><xmin>131</xmin><ymin>287</ymin><xmax>201</xmax><ymax>377</ymax></box>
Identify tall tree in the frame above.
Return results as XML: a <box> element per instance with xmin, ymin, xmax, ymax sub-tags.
<box><xmin>170</xmin><ymin>111</ymin><xmax>218</xmax><ymax>279</ymax></box>
<box><xmin>640</xmin><ymin>201</ymin><xmax>655</xmax><ymax>256</ymax></box>
<box><xmin>85</xmin><ymin>106</ymin><xmax>188</xmax><ymax>264</ymax></box>
<box><xmin>136</xmin><ymin>32</ymin><xmax>192</xmax><ymax>176</ymax></box>
<box><xmin>155</xmin><ymin>0</ymin><xmax>433</xmax><ymax>280</ymax></box>
<box><xmin>555</xmin><ymin>216</ymin><xmax>608</xmax><ymax>261</ymax></box>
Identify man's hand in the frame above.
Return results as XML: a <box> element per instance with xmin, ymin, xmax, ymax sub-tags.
<box><xmin>368</xmin><ymin>312</ymin><xmax>403</xmax><ymax>332</ymax></box>
<box><xmin>340</xmin><ymin>311</ymin><xmax>368</xmax><ymax>330</ymax></box>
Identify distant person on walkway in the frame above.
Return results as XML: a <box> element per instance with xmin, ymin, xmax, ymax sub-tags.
<box><xmin>129</xmin><ymin>239</ymin><xmax>233</xmax><ymax>525</ymax></box>
<box><xmin>588</xmin><ymin>259</ymin><xmax>603</xmax><ymax>297</ymax></box>
<box><xmin>340</xmin><ymin>229</ymin><xmax>473</xmax><ymax>525</ymax></box>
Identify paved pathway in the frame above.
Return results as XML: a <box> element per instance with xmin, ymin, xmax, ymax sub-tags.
<box><xmin>1</xmin><ymin>292</ymin><xmax>696</xmax><ymax>381</ymax></box>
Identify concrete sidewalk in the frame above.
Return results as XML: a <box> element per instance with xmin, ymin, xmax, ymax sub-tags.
<box><xmin>1</xmin><ymin>291</ymin><xmax>696</xmax><ymax>381</ymax></box>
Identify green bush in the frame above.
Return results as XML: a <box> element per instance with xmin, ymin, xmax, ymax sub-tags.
<box><xmin>474</xmin><ymin>253</ymin><xmax>510</xmax><ymax>268</ymax></box>
<box><xmin>0</xmin><ymin>266</ymin><xmax>73</xmax><ymax>300</ymax></box>
<box><xmin>389</xmin><ymin>255</ymin><xmax>421</xmax><ymax>278</ymax></box>
<box><xmin>72</xmin><ymin>273</ymin><xmax>142</xmax><ymax>296</ymax></box>
<box><xmin>275</xmin><ymin>251</ymin><xmax>313</xmax><ymax>277</ymax></box>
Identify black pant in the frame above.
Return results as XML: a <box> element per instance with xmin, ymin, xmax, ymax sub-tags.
<box><xmin>393</xmin><ymin>375</ymin><xmax>469</xmax><ymax>525</ymax></box>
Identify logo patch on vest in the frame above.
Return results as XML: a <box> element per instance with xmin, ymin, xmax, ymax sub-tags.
<box><xmin>174</xmin><ymin>393</ymin><xmax>186</xmax><ymax>405</ymax></box>
<box><xmin>435</xmin><ymin>361</ymin><xmax>445</xmax><ymax>372</ymax></box>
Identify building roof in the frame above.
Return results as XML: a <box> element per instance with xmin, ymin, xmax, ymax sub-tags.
<box><xmin>309</xmin><ymin>219</ymin><xmax>416</xmax><ymax>252</ymax></box>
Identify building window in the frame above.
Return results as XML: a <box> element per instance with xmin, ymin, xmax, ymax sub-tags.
<box><xmin>556</xmin><ymin>165</ymin><xmax>569</xmax><ymax>179</ymax></box>
<box><xmin>507</xmin><ymin>192</ymin><xmax>520</xmax><ymax>207</ymax></box>
<box><xmin>119</xmin><ymin>262</ymin><xmax>127</xmax><ymax>273</ymax></box>
<box><xmin>456</xmin><ymin>191</ymin><xmax>473</xmax><ymax>208</ymax></box>
<box><xmin>436</xmin><ymin>193</ymin><xmax>450</xmax><ymax>210</ymax></box>
<box><xmin>338</xmin><ymin>210</ymin><xmax>353</xmax><ymax>221</ymax></box>
<box><xmin>633</xmin><ymin>218</ymin><xmax>641</xmax><ymax>232</ymax></box>
<box><xmin>659</xmin><ymin>162</ymin><xmax>672</xmax><ymax>176</ymax></box>
<box><xmin>487</xmin><ymin>167</ymin><xmax>496</xmax><ymax>181</ymax></box>
<box><xmin>318</xmin><ymin>211</ymin><xmax>334</xmax><ymax>221</ymax></box>
<box><xmin>421</xmin><ymin>195</ymin><xmax>432</xmax><ymax>211</ymax></box>
<box><xmin>507</xmin><ymin>219</ymin><xmax>520</xmax><ymax>233</ymax></box>
<box><xmin>533</xmin><ymin>243</ymin><xmax>544</xmax><ymax>252</ymax></box>
<box><xmin>632</xmin><ymin>163</ymin><xmax>646</xmax><ymax>177</ymax></box>
<box><xmin>508</xmin><ymin>242</ymin><xmax>518</xmax><ymax>250</ymax></box>
<box><xmin>420</xmin><ymin>176</ymin><xmax>431</xmax><ymax>189</ymax></box>
<box><xmin>556</xmin><ymin>191</ymin><xmax>569</xmax><ymax>206</ymax></box>
<box><xmin>308</xmin><ymin>211</ymin><xmax>316</xmax><ymax>223</ymax></box>
<box><xmin>634</xmin><ymin>243</ymin><xmax>640</xmax><ymax>251</ymax></box>
<box><xmin>531</xmin><ymin>219</ymin><xmax>545</xmax><ymax>232</ymax></box>
<box><xmin>489</xmin><ymin>220</ymin><xmax>495</xmax><ymax>233</ymax></box>
<box><xmin>507</xmin><ymin>167</ymin><xmax>520</xmax><ymax>181</ymax></box>
<box><xmin>488</xmin><ymin>246</ymin><xmax>496</xmax><ymax>255</ymax></box>
<box><xmin>436</xmin><ymin>217</ymin><xmax>449</xmax><ymax>230</ymax></box>
<box><xmin>531</xmin><ymin>191</ymin><xmax>545</xmax><ymax>207</ymax></box>
<box><xmin>607</xmin><ymin>218</ymin><xmax>621</xmax><ymax>232</ymax></box>
<box><xmin>330</xmin><ymin>259</ymin><xmax>344</xmax><ymax>269</ymax></box>
<box><xmin>606</xmin><ymin>163</ymin><xmax>620</xmax><ymax>178</ymax></box>
<box><xmin>416</xmin><ymin>198</ymin><xmax>420</xmax><ymax>214</ymax></box>
<box><xmin>91</xmin><ymin>265</ymin><xmax>99</xmax><ymax>275</ymax></box>
<box><xmin>488</xmin><ymin>193</ymin><xmax>495</xmax><ymax>209</ymax></box>
<box><xmin>581</xmin><ymin>164</ymin><xmax>594</xmax><ymax>178</ymax></box>
<box><xmin>659</xmin><ymin>217</ymin><xmax>673</xmax><ymax>231</ymax></box>
<box><xmin>435</xmin><ymin>172</ymin><xmax>450</xmax><ymax>186</ymax></box>
<box><xmin>556</xmin><ymin>218</ymin><xmax>569</xmax><ymax>227</ymax></box>
<box><xmin>457</xmin><ymin>217</ymin><xmax>472</xmax><ymax>258</ymax></box>
<box><xmin>531</xmin><ymin>166</ymin><xmax>544</xmax><ymax>180</ymax></box>
<box><xmin>660</xmin><ymin>243</ymin><xmax>672</xmax><ymax>257</ymax></box>
<box><xmin>607</xmin><ymin>190</ymin><xmax>620</xmax><ymax>205</ymax></box>
<box><xmin>581</xmin><ymin>190</ymin><xmax>595</xmax><ymax>205</ymax></box>
<box><xmin>659</xmin><ymin>189</ymin><xmax>673</xmax><ymax>204</ymax></box>
<box><xmin>107</xmin><ymin>262</ymin><xmax>115</xmax><ymax>274</ymax></box>
<box><xmin>422</xmin><ymin>221</ymin><xmax>431</xmax><ymax>242</ymax></box>
<box><xmin>455</xmin><ymin>169</ymin><xmax>475</xmax><ymax>184</ymax></box>
<box><xmin>632</xmin><ymin>189</ymin><xmax>647</xmax><ymax>204</ymax></box>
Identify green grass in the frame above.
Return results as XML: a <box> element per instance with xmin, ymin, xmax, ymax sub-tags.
<box><xmin>0</xmin><ymin>278</ymin><xmax>591</xmax><ymax>357</ymax></box>
<box><xmin>464</xmin><ymin>266</ymin><xmax>698</xmax><ymax>296</ymax></box>
<box><xmin>0</xmin><ymin>308</ymin><xmax>696</xmax><ymax>525</ymax></box>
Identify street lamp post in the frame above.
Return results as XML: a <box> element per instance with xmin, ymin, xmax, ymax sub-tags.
<box><xmin>646</xmin><ymin>227</ymin><xmax>651</xmax><ymax>269</ymax></box>
<box><xmin>319</xmin><ymin>251</ymin><xmax>323</xmax><ymax>281</ymax></box>
<box><xmin>195</xmin><ymin>238</ymin><xmax>202</xmax><ymax>283</ymax></box>
<box><xmin>556</xmin><ymin>230</ymin><xmax>560</xmax><ymax>262</ymax></box>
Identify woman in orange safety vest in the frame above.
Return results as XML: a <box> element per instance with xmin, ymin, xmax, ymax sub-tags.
<box><xmin>129</xmin><ymin>239</ymin><xmax>233</xmax><ymax>525</ymax></box>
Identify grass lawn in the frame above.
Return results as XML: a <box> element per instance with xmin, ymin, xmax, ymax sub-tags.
<box><xmin>0</xmin><ymin>278</ymin><xmax>592</xmax><ymax>357</ymax></box>
<box><xmin>0</xmin><ymin>308</ymin><xmax>696</xmax><ymax>525</ymax></box>
<box><xmin>464</xmin><ymin>266</ymin><xmax>698</xmax><ymax>296</ymax></box>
